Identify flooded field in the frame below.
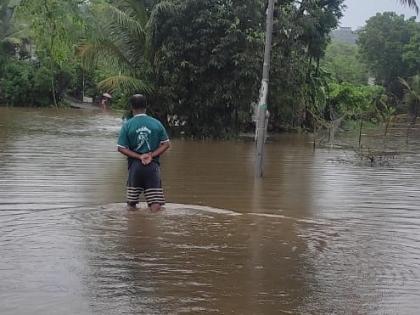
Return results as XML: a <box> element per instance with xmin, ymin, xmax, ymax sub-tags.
<box><xmin>1</xmin><ymin>107</ymin><xmax>420</xmax><ymax>314</ymax></box>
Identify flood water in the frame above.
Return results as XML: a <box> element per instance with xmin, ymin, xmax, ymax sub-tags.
<box><xmin>1</xmin><ymin>107</ymin><xmax>420</xmax><ymax>314</ymax></box>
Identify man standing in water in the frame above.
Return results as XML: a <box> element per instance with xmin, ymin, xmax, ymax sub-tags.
<box><xmin>117</xmin><ymin>94</ymin><xmax>170</xmax><ymax>212</ymax></box>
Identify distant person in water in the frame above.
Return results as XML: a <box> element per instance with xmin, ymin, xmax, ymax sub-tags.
<box><xmin>100</xmin><ymin>93</ymin><xmax>112</xmax><ymax>110</ymax></box>
<box><xmin>117</xmin><ymin>94</ymin><xmax>170</xmax><ymax>212</ymax></box>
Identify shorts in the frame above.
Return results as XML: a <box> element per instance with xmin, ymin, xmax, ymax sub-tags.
<box><xmin>126</xmin><ymin>159</ymin><xmax>165</xmax><ymax>206</ymax></box>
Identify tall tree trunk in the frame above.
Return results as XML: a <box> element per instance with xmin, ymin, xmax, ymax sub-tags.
<box><xmin>234</xmin><ymin>104</ymin><xmax>239</xmax><ymax>133</ymax></box>
<box><xmin>45</xmin><ymin>0</ymin><xmax>58</xmax><ymax>109</ymax></box>
<box><xmin>50</xmin><ymin>56</ymin><xmax>58</xmax><ymax>109</ymax></box>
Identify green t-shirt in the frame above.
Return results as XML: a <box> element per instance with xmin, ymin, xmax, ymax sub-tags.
<box><xmin>117</xmin><ymin>114</ymin><xmax>169</xmax><ymax>162</ymax></box>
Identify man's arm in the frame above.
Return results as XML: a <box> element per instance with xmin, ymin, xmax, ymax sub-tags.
<box><xmin>117</xmin><ymin>142</ymin><xmax>170</xmax><ymax>165</ymax></box>
<box><xmin>139</xmin><ymin>141</ymin><xmax>170</xmax><ymax>165</ymax></box>
<box><xmin>118</xmin><ymin>146</ymin><xmax>144</xmax><ymax>160</ymax></box>
<box><xmin>152</xmin><ymin>122</ymin><xmax>171</xmax><ymax>160</ymax></box>
<box><xmin>151</xmin><ymin>141</ymin><xmax>170</xmax><ymax>159</ymax></box>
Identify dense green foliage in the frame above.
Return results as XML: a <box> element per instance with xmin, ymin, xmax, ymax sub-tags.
<box><xmin>328</xmin><ymin>82</ymin><xmax>384</xmax><ymax>119</ymax></box>
<box><xmin>358</xmin><ymin>12</ymin><xmax>420</xmax><ymax>98</ymax></box>
<box><xmin>80</xmin><ymin>0</ymin><xmax>154</xmax><ymax>95</ymax></box>
<box><xmin>18</xmin><ymin>0</ymin><xmax>88</xmax><ymax>107</ymax></box>
<box><xmin>0</xmin><ymin>60</ymin><xmax>52</xmax><ymax>106</ymax></box>
<box><xmin>1</xmin><ymin>0</ymin><xmax>420</xmax><ymax>137</ymax></box>
<box><xmin>79</xmin><ymin>0</ymin><xmax>344</xmax><ymax>136</ymax></box>
<box><xmin>322</xmin><ymin>42</ymin><xmax>369</xmax><ymax>85</ymax></box>
<box><xmin>400</xmin><ymin>75</ymin><xmax>420</xmax><ymax>119</ymax></box>
<box><xmin>0</xmin><ymin>0</ymin><xmax>88</xmax><ymax>107</ymax></box>
<box><xmin>150</xmin><ymin>0</ymin><xmax>265</xmax><ymax>136</ymax></box>
<box><xmin>149</xmin><ymin>0</ymin><xmax>344</xmax><ymax>135</ymax></box>
<box><xmin>357</xmin><ymin>11</ymin><xmax>420</xmax><ymax>119</ymax></box>
<box><xmin>267</xmin><ymin>0</ymin><xmax>343</xmax><ymax>130</ymax></box>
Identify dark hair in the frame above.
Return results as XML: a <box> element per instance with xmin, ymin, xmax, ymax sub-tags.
<box><xmin>130</xmin><ymin>94</ymin><xmax>147</xmax><ymax>110</ymax></box>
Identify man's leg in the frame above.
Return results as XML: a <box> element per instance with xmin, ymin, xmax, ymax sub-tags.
<box><xmin>144</xmin><ymin>162</ymin><xmax>165</xmax><ymax>212</ymax></box>
<box><xmin>127</xmin><ymin>202</ymin><xmax>137</xmax><ymax>211</ymax></box>
<box><xmin>149</xmin><ymin>203</ymin><xmax>162</xmax><ymax>212</ymax></box>
<box><xmin>145</xmin><ymin>188</ymin><xmax>165</xmax><ymax>212</ymax></box>
<box><xmin>126</xmin><ymin>160</ymin><xmax>143</xmax><ymax>210</ymax></box>
<box><xmin>126</xmin><ymin>187</ymin><xmax>142</xmax><ymax>210</ymax></box>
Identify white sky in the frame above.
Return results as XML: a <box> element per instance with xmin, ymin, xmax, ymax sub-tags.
<box><xmin>341</xmin><ymin>0</ymin><xmax>419</xmax><ymax>29</ymax></box>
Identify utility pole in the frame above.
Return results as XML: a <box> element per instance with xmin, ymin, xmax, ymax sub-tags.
<box><xmin>255</xmin><ymin>0</ymin><xmax>275</xmax><ymax>177</ymax></box>
<box><xmin>82</xmin><ymin>70</ymin><xmax>85</xmax><ymax>101</ymax></box>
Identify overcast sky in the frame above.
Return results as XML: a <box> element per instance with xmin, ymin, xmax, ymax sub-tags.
<box><xmin>341</xmin><ymin>0</ymin><xmax>419</xmax><ymax>29</ymax></box>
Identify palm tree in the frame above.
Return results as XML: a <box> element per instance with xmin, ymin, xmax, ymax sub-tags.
<box><xmin>399</xmin><ymin>0</ymin><xmax>419</xmax><ymax>13</ymax></box>
<box><xmin>0</xmin><ymin>0</ymin><xmax>26</xmax><ymax>55</ymax></box>
<box><xmin>79</xmin><ymin>0</ymin><xmax>150</xmax><ymax>93</ymax></box>
<box><xmin>0</xmin><ymin>0</ymin><xmax>15</xmax><ymax>41</ymax></box>
<box><xmin>399</xmin><ymin>75</ymin><xmax>420</xmax><ymax>123</ymax></box>
<box><xmin>80</xmin><ymin>0</ymin><xmax>175</xmax><ymax>95</ymax></box>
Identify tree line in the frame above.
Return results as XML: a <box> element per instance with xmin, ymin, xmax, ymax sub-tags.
<box><xmin>0</xmin><ymin>0</ymin><xmax>419</xmax><ymax>137</ymax></box>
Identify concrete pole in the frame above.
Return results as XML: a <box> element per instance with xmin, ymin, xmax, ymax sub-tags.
<box><xmin>82</xmin><ymin>70</ymin><xmax>85</xmax><ymax>101</ymax></box>
<box><xmin>255</xmin><ymin>0</ymin><xmax>275</xmax><ymax>177</ymax></box>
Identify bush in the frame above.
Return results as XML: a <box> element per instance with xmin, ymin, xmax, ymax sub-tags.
<box><xmin>327</xmin><ymin>83</ymin><xmax>384</xmax><ymax>119</ymax></box>
<box><xmin>0</xmin><ymin>60</ymin><xmax>34</xmax><ymax>105</ymax></box>
<box><xmin>32</xmin><ymin>64</ymin><xmax>54</xmax><ymax>106</ymax></box>
<box><xmin>0</xmin><ymin>60</ymin><xmax>52</xmax><ymax>106</ymax></box>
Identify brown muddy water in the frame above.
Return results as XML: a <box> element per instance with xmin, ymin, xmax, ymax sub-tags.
<box><xmin>1</xmin><ymin>107</ymin><xmax>420</xmax><ymax>314</ymax></box>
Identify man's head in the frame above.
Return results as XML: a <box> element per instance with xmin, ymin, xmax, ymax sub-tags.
<box><xmin>130</xmin><ymin>94</ymin><xmax>147</xmax><ymax>112</ymax></box>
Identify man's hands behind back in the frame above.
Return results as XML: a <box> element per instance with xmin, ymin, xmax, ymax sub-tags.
<box><xmin>140</xmin><ymin>153</ymin><xmax>152</xmax><ymax>165</ymax></box>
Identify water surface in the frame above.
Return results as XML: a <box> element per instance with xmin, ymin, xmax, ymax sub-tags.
<box><xmin>1</xmin><ymin>107</ymin><xmax>420</xmax><ymax>314</ymax></box>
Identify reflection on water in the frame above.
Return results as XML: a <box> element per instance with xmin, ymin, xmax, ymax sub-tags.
<box><xmin>1</xmin><ymin>107</ymin><xmax>420</xmax><ymax>314</ymax></box>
